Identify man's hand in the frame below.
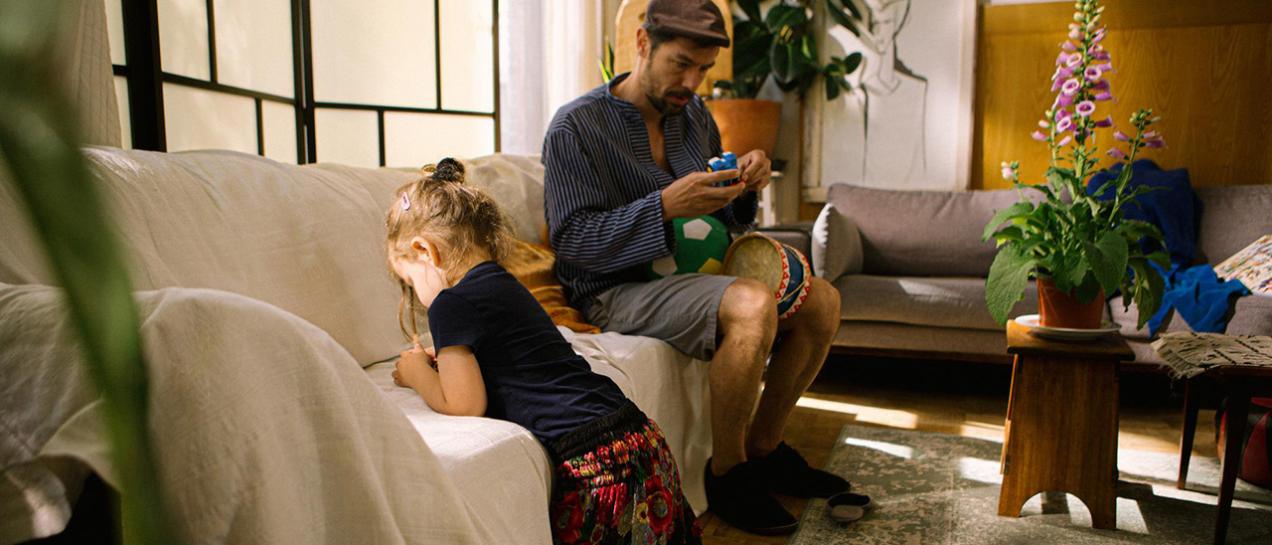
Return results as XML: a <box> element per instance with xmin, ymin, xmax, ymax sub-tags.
<box><xmin>738</xmin><ymin>150</ymin><xmax>772</xmax><ymax>192</ymax></box>
<box><xmin>661</xmin><ymin>169</ymin><xmax>747</xmax><ymax>220</ymax></box>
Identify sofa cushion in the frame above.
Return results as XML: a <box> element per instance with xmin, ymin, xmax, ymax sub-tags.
<box><xmin>824</xmin><ymin>184</ymin><xmax>1030</xmax><ymax>277</ymax></box>
<box><xmin>1112</xmin><ymin>293</ymin><xmax>1272</xmax><ymax>340</ymax></box>
<box><xmin>834</xmin><ymin>274</ymin><xmax>1038</xmax><ymax>331</ymax></box>
<box><xmin>1196</xmin><ymin>185</ymin><xmax>1272</xmax><ymax>264</ymax></box>
<box><xmin>812</xmin><ymin>203</ymin><xmax>863</xmax><ymax>280</ymax></box>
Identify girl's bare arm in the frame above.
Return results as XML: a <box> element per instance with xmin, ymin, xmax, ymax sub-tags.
<box><xmin>395</xmin><ymin>345</ymin><xmax>487</xmax><ymax>417</ymax></box>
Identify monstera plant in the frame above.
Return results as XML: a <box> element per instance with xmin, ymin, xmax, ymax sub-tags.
<box><xmin>983</xmin><ymin>0</ymin><xmax>1168</xmax><ymax>330</ymax></box>
<box><xmin>708</xmin><ymin>0</ymin><xmax>862</xmax><ymax>158</ymax></box>
<box><xmin>0</xmin><ymin>1</ymin><xmax>176</xmax><ymax>543</ymax></box>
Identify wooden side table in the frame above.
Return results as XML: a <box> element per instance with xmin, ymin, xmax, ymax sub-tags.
<box><xmin>997</xmin><ymin>320</ymin><xmax>1134</xmax><ymax>529</ymax></box>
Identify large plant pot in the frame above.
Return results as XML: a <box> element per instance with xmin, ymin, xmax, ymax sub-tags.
<box><xmin>705</xmin><ymin>99</ymin><xmax>781</xmax><ymax>157</ymax></box>
<box><xmin>1037</xmin><ymin>277</ymin><xmax>1105</xmax><ymax>329</ymax></box>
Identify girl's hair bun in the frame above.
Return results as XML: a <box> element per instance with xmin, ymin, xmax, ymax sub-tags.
<box><xmin>425</xmin><ymin>157</ymin><xmax>465</xmax><ymax>183</ymax></box>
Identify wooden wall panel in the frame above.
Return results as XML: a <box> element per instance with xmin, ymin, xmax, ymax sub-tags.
<box><xmin>973</xmin><ymin>0</ymin><xmax>1272</xmax><ymax>190</ymax></box>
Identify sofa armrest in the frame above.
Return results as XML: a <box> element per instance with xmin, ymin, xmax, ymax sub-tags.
<box><xmin>755</xmin><ymin>223</ymin><xmax>813</xmax><ymax>260</ymax></box>
<box><xmin>811</xmin><ymin>203</ymin><xmax>863</xmax><ymax>280</ymax></box>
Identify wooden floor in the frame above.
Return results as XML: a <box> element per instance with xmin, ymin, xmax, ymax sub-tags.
<box><xmin>698</xmin><ymin>355</ymin><xmax>1217</xmax><ymax>545</ymax></box>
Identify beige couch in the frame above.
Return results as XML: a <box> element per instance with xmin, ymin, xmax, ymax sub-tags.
<box><xmin>810</xmin><ymin>183</ymin><xmax>1272</xmax><ymax>367</ymax></box>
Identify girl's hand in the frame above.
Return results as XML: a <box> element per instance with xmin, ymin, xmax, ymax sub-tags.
<box><xmin>393</xmin><ymin>346</ymin><xmax>435</xmax><ymax>388</ymax></box>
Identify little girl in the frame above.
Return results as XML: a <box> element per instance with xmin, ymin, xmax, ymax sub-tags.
<box><xmin>385</xmin><ymin>158</ymin><xmax>700</xmax><ymax>545</ymax></box>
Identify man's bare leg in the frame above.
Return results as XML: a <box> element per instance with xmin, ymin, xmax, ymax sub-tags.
<box><xmin>746</xmin><ymin>277</ymin><xmax>841</xmax><ymax>457</ymax></box>
<box><xmin>707</xmin><ymin>278</ymin><xmax>777</xmax><ymax>475</ymax></box>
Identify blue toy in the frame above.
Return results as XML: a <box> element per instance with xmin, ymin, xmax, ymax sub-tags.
<box><xmin>707</xmin><ymin>152</ymin><xmax>739</xmax><ymax>187</ymax></box>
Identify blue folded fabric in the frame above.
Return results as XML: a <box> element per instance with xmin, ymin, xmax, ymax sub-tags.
<box><xmin>1087</xmin><ymin>159</ymin><xmax>1201</xmax><ymax>266</ymax></box>
<box><xmin>1147</xmin><ymin>263</ymin><xmax>1251</xmax><ymax>336</ymax></box>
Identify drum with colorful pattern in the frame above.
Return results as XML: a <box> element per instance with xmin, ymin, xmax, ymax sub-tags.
<box><xmin>722</xmin><ymin>233</ymin><xmax>811</xmax><ymax>320</ymax></box>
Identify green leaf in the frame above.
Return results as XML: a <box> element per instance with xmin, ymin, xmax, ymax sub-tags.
<box><xmin>982</xmin><ymin>201</ymin><xmax>1034</xmax><ymax>241</ymax></box>
<box><xmin>1087</xmin><ymin>231</ymin><xmax>1129</xmax><ymax>294</ymax></box>
<box><xmin>1129</xmin><ymin>261</ymin><xmax>1166</xmax><ymax>329</ymax></box>
<box><xmin>765</xmin><ymin>4</ymin><xmax>808</xmax><ymax>33</ymax></box>
<box><xmin>737</xmin><ymin>0</ymin><xmax>764</xmax><ymax>23</ymax></box>
<box><xmin>840</xmin><ymin>51</ymin><xmax>863</xmax><ymax>74</ymax></box>
<box><xmin>986</xmin><ymin>245</ymin><xmax>1036</xmax><ymax>326</ymax></box>
<box><xmin>825</xmin><ymin>77</ymin><xmax>841</xmax><ymax>100</ymax></box>
<box><xmin>825</xmin><ymin>0</ymin><xmax>858</xmax><ymax>31</ymax></box>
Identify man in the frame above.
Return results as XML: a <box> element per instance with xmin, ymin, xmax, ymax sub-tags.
<box><xmin>542</xmin><ymin>0</ymin><xmax>846</xmax><ymax>535</ymax></box>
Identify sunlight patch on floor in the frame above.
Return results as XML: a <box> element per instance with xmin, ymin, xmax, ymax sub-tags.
<box><xmin>958</xmin><ymin>456</ymin><xmax>1003</xmax><ymax>485</ymax></box>
<box><xmin>796</xmin><ymin>396</ymin><xmax>919</xmax><ymax>429</ymax></box>
<box><xmin>958</xmin><ymin>421</ymin><xmax>1005</xmax><ymax>442</ymax></box>
<box><xmin>844</xmin><ymin>437</ymin><xmax>914</xmax><ymax>459</ymax></box>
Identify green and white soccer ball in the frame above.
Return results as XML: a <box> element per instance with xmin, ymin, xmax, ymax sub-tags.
<box><xmin>647</xmin><ymin>215</ymin><xmax>730</xmax><ymax>279</ymax></box>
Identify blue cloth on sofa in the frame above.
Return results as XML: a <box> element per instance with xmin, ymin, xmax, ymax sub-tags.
<box><xmin>1087</xmin><ymin>160</ymin><xmax>1248</xmax><ymax>335</ymax></box>
<box><xmin>1087</xmin><ymin>159</ymin><xmax>1200</xmax><ymax>266</ymax></box>
<box><xmin>1146</xmin><ymin>263</ymin><xmax>1251</xmax><ymax>335</ymax></box>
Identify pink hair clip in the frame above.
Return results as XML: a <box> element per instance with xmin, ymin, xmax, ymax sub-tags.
<box><xmin>400</xmin><ymin>193</ymin><xmax>411</xmax><ymax>211</ymax></box>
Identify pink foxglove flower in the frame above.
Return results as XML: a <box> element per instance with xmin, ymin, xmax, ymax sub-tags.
<box><xmin>1057</xmin><ymin>135</ymin><xmax>1072</xmax><ymax>147</ymax></box>
<box><xmin>1094</xmin><ymin>116</ymin><xmax>1113</xmax><ymax>128</ymax></box>
<box><xmin>1143</xmin><ymin>130</ymin><xmax>1159</xmax><ymax>139</ymax></box>
<box><xmin>1056</xmin><ymin>116</ymin><xmax>1074</xmax><ymax>132</ymax></box>
<box><xmin>1062</xmin><ymin>40</ymin><xmax>1077</xmax><ymax>52</ymax></box>
<box><xmin>1066</xmin><ymin>54</ymin><xmax>1082</xmax><ymax>68</ymax></box>
<box><xmin>1091</xmin><ymin>79</ymin><xmax>1110</xmax><ymax>91</ymax></box>
<box><xmin>1145</xmin><ymin>139</ymin><xmax>1165</xmax><ymax>149</ymax></box>
<box><xmin>1031</xmin><ymin>130</ymin><xmax>1048</xmax><ymax>141</ymax></box>
<box><xmin>1001</xmin><ymin>163</ymin><xmax>1016</xmax><ymax>180</ymax></box>
<box><xmin>1085</xmin><ymin>66</ymin><xmax>1102</xmax><ymax>81</ymax></box>
<box><xmin>1068</xmin><ymin>29</ymin><xmax>1082</xmax><ymax>40</ymax></box>
<box><xmin>1108</xmin><ymin>147</ymin><xmax>1128</xmax><ymax>160</ymax></box>
<box><xmin>1094</xmin><ymin>91</ymin><xmax>1112</xmax><ymax>101</ymax></box>
<box><xmin>1075</xmin><ymin>100</ymin><xmax>1096</xmax><ymax>117</ymax></box>
<box><xmin>1038</xmin><ymin>120</ymin><xmax>1051</xmax><ymax>129</ymax></box>
<box><xmin>1114</xmin><ymin>130</ymin><xmax>1130</xmax><ymax>141</ymax></box>
<box><xmin>1061</xmin><ymin>78</ymin><xmax>1081</xmax><ymax>96</ymax></box>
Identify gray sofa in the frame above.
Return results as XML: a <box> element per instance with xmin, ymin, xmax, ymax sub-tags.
<box><xmin>807</xmin><ymin>183</ymin><xmax>1272</xmax><ymax>367</ymax></box>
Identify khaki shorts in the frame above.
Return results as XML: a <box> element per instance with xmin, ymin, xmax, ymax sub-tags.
<box><xmin>585</xmin><ymin>274</ymin><xmax>738</xmax><ymax>361</ymax></box>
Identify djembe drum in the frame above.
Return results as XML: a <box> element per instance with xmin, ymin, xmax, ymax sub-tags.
<box><xmin>723</xmin><ymin>233</ymin><xmax>812</xmax><ymax>320</ymax></box>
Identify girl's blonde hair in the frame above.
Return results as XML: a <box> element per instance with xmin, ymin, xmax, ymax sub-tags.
<box><xmin>386</xmin><ymin>157</ymin><xmax>514</xmax><ymax>341</ymax></box>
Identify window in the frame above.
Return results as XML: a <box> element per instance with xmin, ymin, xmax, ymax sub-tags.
<box><xmin>108</xmin><ymin>0</ymin><xmax>499</xmax><ymax>167</ymax></box>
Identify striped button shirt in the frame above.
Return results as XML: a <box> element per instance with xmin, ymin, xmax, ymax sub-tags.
<box><xmin>543</xmin><ymin>74</ymin><xmax>758</xmax><ymax>312</ymax></box>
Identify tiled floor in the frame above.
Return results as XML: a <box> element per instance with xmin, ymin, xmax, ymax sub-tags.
<box><xmin>699</xmin><ymin>355</ymin><xmax>1215</xmax><ymax>545</ymax></box>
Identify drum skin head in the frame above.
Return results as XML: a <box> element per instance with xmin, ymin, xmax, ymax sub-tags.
<box><xmin>724</xmin><ymin>235</ymin><xmax>784</xmax><ymax>296</ymax></box>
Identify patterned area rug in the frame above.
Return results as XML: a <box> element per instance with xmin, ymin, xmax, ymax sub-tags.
<box><xmin>789</xmin><ymin>425</ymin><xmax>1272</xmax><ymax>544</ymax></box>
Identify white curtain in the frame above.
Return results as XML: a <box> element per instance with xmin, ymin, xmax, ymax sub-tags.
<box><xmin>58</xmin><ymin>0</ymin><xmax>123</xmax><ymax>148</ymax></box>
<box><xmin>498</xmin><ymin>0</ymin><xmax>604</xmax><ymax>155</ymax></box>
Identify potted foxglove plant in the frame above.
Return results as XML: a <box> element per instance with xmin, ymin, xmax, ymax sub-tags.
<box><xmin>983</xmin><ymin>0</ymin><xmax>1169</xmax><ymax>330</ymax></box>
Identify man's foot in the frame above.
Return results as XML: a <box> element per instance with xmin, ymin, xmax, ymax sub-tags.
<box><xmin>704</xmin><ymin>459</ymin><xmax>798</xmax><ymax>536</ymax></box>
<box><xmin>753</xmin><ymin>442</ymin><xmax>850</xmax><ymax>498</ymax></box>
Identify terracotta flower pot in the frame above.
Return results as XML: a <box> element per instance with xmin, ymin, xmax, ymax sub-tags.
<box><xmin>1036</xmin><ymin>277</ymin><xmax>1105</xmax><ymax>329</ymax></box>
<box><xmin>704</xmin><ymin>99</ymin><xmax>782</xmax><ymax>157</ymax></box>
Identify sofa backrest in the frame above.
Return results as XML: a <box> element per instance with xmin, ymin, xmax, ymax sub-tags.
<box><xmin>824</xmin><ymin>183</ymin><xmax>1028</xmax><ymax>277</ymax></box>
<box><xmin>1195</xmin><ymin>185</ymin><xmax>1272</xmax><ymax>264</ymax></box>
<box><xmin>0</xmin><ymin>148</ymin><xmax>547</xmax><ymax>366</ymax></box>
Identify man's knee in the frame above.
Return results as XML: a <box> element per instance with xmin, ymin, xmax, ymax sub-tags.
<box><xmin>719</xmin><ymin>278</ymin><xmax>778</xmax><ymax>337</ymax></box>
<box><xmin>801</xmin><ymin>277</ymin><xmax>841</xmax><ymax>337</ymax></box>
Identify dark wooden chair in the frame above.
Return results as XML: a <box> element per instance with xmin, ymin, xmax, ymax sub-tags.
<box><xmin>1177</xmin><ymin>366</ymin><xmax>1272</xmax><ymax>544</ymax></box>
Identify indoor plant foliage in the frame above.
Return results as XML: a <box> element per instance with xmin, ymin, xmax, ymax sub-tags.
<box><xmin>723</xmin><ymin>0</ymin><xmax>863</xmax><ymax>100</ymax></box>
<box><xmin>983</xmin><ymin>0</ymin><xmax>1169</xmax><ymax>330</ymax></box>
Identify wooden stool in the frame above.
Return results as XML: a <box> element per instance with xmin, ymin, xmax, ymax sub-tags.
<box><xmin>997</xmin><ymin>320</ymin><xmax>1133</xmax><ymax>529</ymax></box>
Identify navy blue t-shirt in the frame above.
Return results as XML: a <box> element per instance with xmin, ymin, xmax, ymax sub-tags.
<box><xmin>427</xmin><ymin>261</ymin><xmax>628</xmax><ymax>450</ymax></box>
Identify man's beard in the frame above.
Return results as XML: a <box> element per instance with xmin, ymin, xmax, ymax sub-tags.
<box><xmin>646</xmin><ymin>90</ymin><xmax>693</xmax><ymax>115</ymax></box>
<box><xmin>641</xmin><ymin>75</ymin><xmax>692</xmax><ymax>115</ymax></box>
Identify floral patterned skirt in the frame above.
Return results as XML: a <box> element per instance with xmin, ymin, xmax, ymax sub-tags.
<box><xmin>549</xmin><ymin>402</ymin><xmax>701</xmax><ymax>545</ymax></box>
